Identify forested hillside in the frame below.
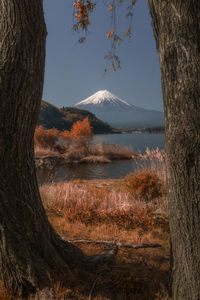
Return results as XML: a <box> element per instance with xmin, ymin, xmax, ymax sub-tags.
<box><xmin>38</xmin><ymin>100</ymin><xmax>114</xmax><ymax>134</ymax></box>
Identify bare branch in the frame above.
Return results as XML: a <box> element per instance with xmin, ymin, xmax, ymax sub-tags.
<box><xmin>68</xmin><ymin>239</ymin><xmax>161</xmax><ymax>249</ymax></box>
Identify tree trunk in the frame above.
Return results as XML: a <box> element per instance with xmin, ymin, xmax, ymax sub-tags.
<box><xmin>147</xmin><ymin>1</ymin><xmax>200</xmax><ymax>299</ymax></box>
<box><xmin>0</xmin><ymin>1</ymin><xmax>87</xmax><ymax>297</ymax></box>
<box><xmin>0</xmin><ymin>2</ymin><xmax>118</xmax><ymax>298</ymax></box>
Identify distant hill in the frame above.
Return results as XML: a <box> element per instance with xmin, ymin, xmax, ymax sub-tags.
<box><xmin>38</xmin><ymin>100</ymin><xmax>114</xmax><ymax>134</ymax></box>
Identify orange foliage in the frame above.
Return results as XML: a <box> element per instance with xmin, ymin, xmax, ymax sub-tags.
<box><xmin>60</xmin><ymin>117</ymin><xmax>93</xmax><ymax>141</ymax></box>
<box><xmin>34</xmin><ymin>125</ymin><xmax>59</xmax><ymax>149</ymax></box>
<box><xmin>73</xmin><ymin>0</ymin><xmax>95</xmax><ymax>31</ymax></box>
<box><xmin>106</xmin><ymin>29</ymin><xmax>114</xmax><ymax>38</ymax></box>
<box><xmin>71</xmin><ymin>117</ymin><xmax>93</xmax><ymax>139</ymax></box>
<box><xmin>59</xmin><ymin>129</ymin><xmax>71</xmax><ymax>141</ymax></box>
<box><xmin>125</xmin><ymin>170</ymin><xmax>165</xmax><ymax>202</ymax></box>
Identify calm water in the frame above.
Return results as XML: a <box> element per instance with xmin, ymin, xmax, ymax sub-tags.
<box><xmin>37</xmin><ymin>133</ymin><xmax>165</xmax><ymax>184</ymax></box>
<box><xmin>93</xmin><ymin>133</ymin><xmax>164</xmax><ymax>154</ymax></box>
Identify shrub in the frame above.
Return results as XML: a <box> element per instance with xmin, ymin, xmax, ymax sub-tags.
<box><xmin>60</xmin><ymin>117</ymin><xmax>93</xmax><ymax>153</ymax></box>
<box><xmin>34</xmin><ymin>125</ymin><xmax>59</xmax><ymax>149</ymax></box>
<box><xmin>59</xmin><ymin>129</ymin><xmax>71</xmax><ymax>141</ymax></box>
<box><xmin>71</xmin><ymin>117</ymin><xmax>93</xmax><ymax>139</ymax></box>
<box><xmin>60</xmin><ymin>117</ymin><xmax>93</xmax><ymax>141</ymax></box>
<box><xmin>125</xmin><ymin>170</ymin><xmax>165</xmax><ymax>202</ymax></box>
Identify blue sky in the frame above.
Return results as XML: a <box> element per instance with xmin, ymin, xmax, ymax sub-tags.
<box><xmin>43</xmin><ymin>0</ymin><xmax>163</xmax><ymax>111</ymax></box>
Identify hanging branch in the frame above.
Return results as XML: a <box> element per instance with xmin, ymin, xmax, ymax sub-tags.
<box><xmin>72</xmin><ymin>0</ymin><xmax>96</xmax><ymax>43</ymax></box>
<box><xmin>104</xmin><ymin>0</ymin><xmax>136</xmax><ymax>74</ymax></box>
<box><xmin>72</xmin><ymin>0</ymin><xmax>137</xmax><ymax>72</ymax></box>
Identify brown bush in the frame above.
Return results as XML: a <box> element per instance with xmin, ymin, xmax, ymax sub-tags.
<box><xmin>125</xmin><ymin>170</ymin><xmax>165</xmax><ymax>202</ymax></box>
<box><xmin>34</xmin><ymin>125</ymin><xmax>59</xmax><ymax>149</ymax></box>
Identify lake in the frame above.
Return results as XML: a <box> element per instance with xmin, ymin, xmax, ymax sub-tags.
<box><xmin>37</xmin><ymin>133</ymin><xmax>165</xmax><ymax>184</ymax></box>
<box><xmin>93</xmin><ymin>133</ymin><xmax>164</xmax><ymax>154</ymax></box>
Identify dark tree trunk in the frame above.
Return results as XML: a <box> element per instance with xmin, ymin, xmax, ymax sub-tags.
<box><xmin>0</xmin><ymin>2</ymin><xmax>117</xmax><ymax>298</ymax></box>
<box><xmin>0</xmin><ymin>1</ymin><xmax>87</xmax><ymax>297</ymax></box>
<box><xmin>147</xmin><ymin>1</ymin><xmax>200</xmax><ymax>299</ymax></box>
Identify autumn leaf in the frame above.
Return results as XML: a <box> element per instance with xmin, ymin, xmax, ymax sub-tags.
<box><xmin>106</xmin><ymin>29</ymin><xmax>114</xmax><ymax>38</ymax></box>
<box><xmin>123</xmin><ymin>26</ymin><xmax>131</xmax><ymax>37</ymax></box>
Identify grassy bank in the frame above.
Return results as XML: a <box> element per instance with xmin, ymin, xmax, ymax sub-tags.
<box><xmin>37</xmin><ymin>162</ymin><xmax>170</xmax><ymax>299</ymax></box>
<box><xmin>35</xmin><ymin>142</ymin><xmax>137</xmax><ymax>167</ymax></box>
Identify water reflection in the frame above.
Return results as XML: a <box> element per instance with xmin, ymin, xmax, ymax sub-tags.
<box><xmin>37</xmin><ymin>133</ymin><xmax>165</xmax><ymax>184</ymax></box>
<box><xmin>37</xmin><ymin>158</ymin><xmax>164</xmax><ymax>185</ymax></box>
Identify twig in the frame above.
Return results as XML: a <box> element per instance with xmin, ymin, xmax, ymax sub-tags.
<box><xmin>67</xmin><ymin>239</ymin><xmax>161</xmax><ymax>249</ymax></box>
<box><xmin>88</xmin><ymin>275</ymin><xmax>101</xmax><ymax>300</ymax></box>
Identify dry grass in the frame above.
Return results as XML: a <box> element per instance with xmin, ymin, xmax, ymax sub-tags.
<box><xmin>34</xmin><ymin>145</ymin><xmax>60</xmax><ymax>158</ymax></box>
<box><xmin>39</xmin><ymin>165</ymin><xmax>170</xmax><ymax>299</ymax></box>
<box><xmin>41</xmin><ymin>181</ymin><xmax>168</xmax><ymax>233</ymax></box>
<box><xmin>137</xmin><ymin>147</ymin><xmax>166</xmax><ymax>182</ymax></box>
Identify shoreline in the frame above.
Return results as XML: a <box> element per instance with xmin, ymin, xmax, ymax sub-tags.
<box><xmin>35</xmin><ymin>138</ymin><xmax>140</xmax><ymax>169</ymax></box>
<box><xmin>35</xmin><ymin>152</ymin><xmax>139</xmax><ymax>169</ymax></box>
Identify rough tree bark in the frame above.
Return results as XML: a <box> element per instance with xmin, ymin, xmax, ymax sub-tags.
<box><xmin>0</xmin><ymin>1</ymin><xmax>93</xmax><ymax>298</ymax></box>
<box><xmin>147</xmin><ymin>1</ymin><xmax>200</xmax><ymax>299</ymax></box>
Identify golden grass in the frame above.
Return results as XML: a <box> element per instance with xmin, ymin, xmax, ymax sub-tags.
<box><xmin>41</xmin><ymin>177</ymin><xmax>168</xmax><ymax>231</ymax></box>
<box><xmin>137</xmin><ymin>147</ymin><xmax>166</xmax><ymax>182</ymax></box>
<box><xmin>39</xmin><ymin>164</ymin><xmax>170</xmax><ymax>299</ymax></box>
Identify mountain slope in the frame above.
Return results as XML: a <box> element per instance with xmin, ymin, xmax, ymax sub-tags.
<box><xmin>38</xmin><ymin>100</ymin><xmax>114</xmax><ymax>134</ymax></box>
<box><xmin>75</xmin><ymin>90</ymin><xmax>164</xmax><ymax>128</ymax></box>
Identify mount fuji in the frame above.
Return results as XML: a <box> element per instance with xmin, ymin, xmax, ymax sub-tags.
<box><xmin>75</xmin><ymin>90</ymin><xmax>164</xmax><ymax>128</ymax></box>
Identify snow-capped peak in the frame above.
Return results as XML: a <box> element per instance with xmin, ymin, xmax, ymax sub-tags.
<box><xmin>74</xmin><ymin>90</ymin><xmax>164</xmax><ymax>128</ymax></box>
<box><xmin>75</xmin><ymin>90</ymin><xmax>133</xmax><ymax>108</ymax></box>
